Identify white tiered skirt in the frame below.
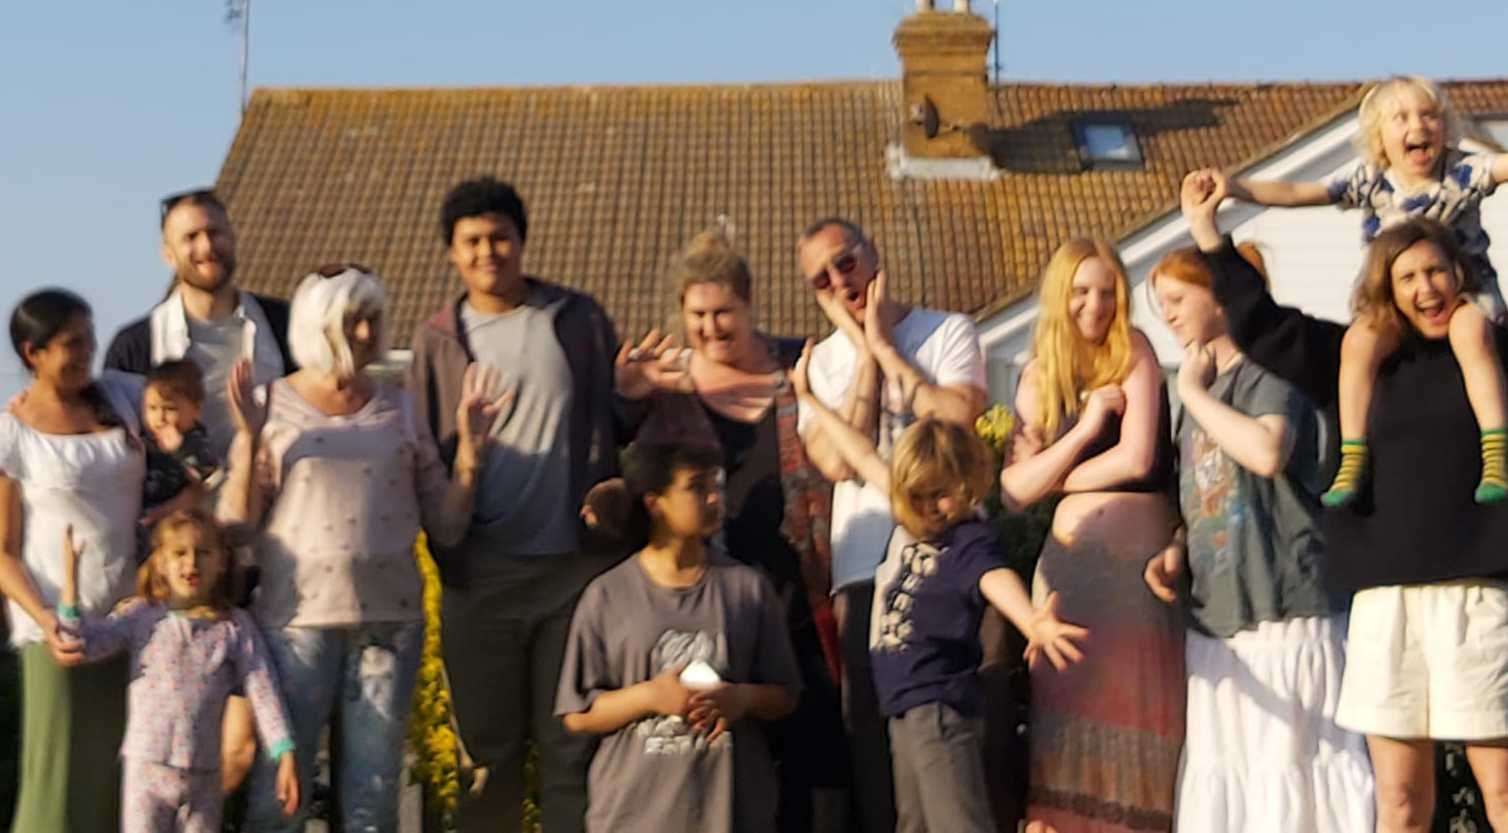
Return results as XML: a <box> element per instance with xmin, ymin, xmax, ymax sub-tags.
<box><xmin>1173</xmin><ymin>615</ymin><xmax>1376</xmax><ymax>833</ymax></box>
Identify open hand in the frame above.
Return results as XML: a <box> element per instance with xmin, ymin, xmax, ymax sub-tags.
<box><xmin>862</xmin><ymin>270</ymin><xmax>894</xmax><ymax>355</ymax></box>
<box><xmin>813</xmin><ymin>289</ymin><xmax>867</xmax><ymax>352</ymax></box>
<box><xmin>615</xmin><ymin>329</ymin><xmax>693</xmax><ymax>399</ymax></box>
<box><xmin>226</xmin><ymin>360</ymin><xmax>270</xmax><ymax>439</ymax></box>
<box><xmin>1024</xmin><ymin>592</ymin><xmax>1089</xmax><ymax>672</ymax></box>
<box><xmin>456</xmin><ymin>362</ymin><xmax>513</xmax><ymax>454</ymax></box>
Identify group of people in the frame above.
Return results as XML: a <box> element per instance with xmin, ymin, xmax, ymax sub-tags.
<box><xmin>2</xmin><ymin>73</ymin><xmax>1508</xmax><ymax>833</ymax></box>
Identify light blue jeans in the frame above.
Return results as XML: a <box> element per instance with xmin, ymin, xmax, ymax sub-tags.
<box><xmin>243</xmin><ymin>621</ymin><xmax>424</xmax><ymax>833</ymax></box>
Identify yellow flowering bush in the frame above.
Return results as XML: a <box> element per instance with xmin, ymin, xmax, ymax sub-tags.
<box><xmin>410</xmin><ymin>536</ymin><xmax>462</xmax><ymax>830</ymax></box>
<box><xmin>410</xmin><ymin>537</ymin><xmax>542</xmax><ymax>833</ymax></box>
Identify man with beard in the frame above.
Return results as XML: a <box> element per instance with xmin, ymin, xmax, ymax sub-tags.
<box><xmin>102</xmin><ymin>188</ymin><xmax>294</xmax><ymax>814</ymax></box>
<box><xmin>104</xmin><ymin>188</ymin><xmax>293</xmax><ymax>458</ymax></box>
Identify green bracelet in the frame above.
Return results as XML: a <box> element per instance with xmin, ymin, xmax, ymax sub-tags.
<box><xmin>57</xmin><ymin>603</ymin><xmax>80</xmax><ymax>621</ymax></box>
<box><xmin>265</xmin><ymin>739</ymin><xmax>295</xmax><ymax>762</ymax></box>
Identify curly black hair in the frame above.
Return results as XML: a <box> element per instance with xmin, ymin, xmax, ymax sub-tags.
<box><xmin>439</xmin><ymin>176</ymin><xmax>528</xmax><ymax>245</ymax></box>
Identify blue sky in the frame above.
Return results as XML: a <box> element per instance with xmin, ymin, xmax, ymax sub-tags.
<box><xmin>3</xmin><ymin>0</ymin><xmax>1507</xmax><ymax>397</ymax></box>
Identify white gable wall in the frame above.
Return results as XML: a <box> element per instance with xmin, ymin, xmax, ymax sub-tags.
<box><xmin>977</xmin><ymin>114</ymin><xmax>1508</xmax><ymax>405</ymax></box>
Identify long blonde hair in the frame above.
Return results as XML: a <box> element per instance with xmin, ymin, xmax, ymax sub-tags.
<box><xmin>1030</xmin><ymin>238</ymin><xmax>1134</xmax><ymax>441</ymax></box>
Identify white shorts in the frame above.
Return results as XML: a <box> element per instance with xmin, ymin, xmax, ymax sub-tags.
<box><xmin>1336</xmin><ymin>581</ymin><xmax>1508</xmax><ymax>740</ymax></box>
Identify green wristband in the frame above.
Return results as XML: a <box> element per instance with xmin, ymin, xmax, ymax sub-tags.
<box><xmin>265</xmin><ymin>738</ymin><xmax>295</xmax><ymax>762</ymax></box>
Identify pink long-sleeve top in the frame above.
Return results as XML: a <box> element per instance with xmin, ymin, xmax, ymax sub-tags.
<box><xmin>79</xmin><ymin>605</ymin><xmax>294</xmax><ymax>770</ymax></box>
<box><xmin>229</xmin><ymin>379</ymin><xmax>466</xmax><ymax>629</ymax></box>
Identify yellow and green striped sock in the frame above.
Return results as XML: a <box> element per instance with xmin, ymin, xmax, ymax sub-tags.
<box><xmin>1476</xmin><ymin>429</ymin><xmax>1508</xmax><ymax>504</ymax></box>
<box><xmin>1322</xmin><ymin>440</ymin><xmax>1369</xmax><ymax>508</ymax></box>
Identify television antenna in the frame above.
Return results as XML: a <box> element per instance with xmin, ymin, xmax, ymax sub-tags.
<box><xmin>225</xmin><ymin>0</ymin><xmax>251</xmax><ymax>115</ymax></box>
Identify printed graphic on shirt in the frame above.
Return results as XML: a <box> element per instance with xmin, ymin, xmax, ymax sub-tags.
<box><xmin>874</xmin><ymin>539</ymin><xmax>940</xmax><ymax>653</ymax></box>
<box><xmin>1185</xmin><ymin>426</ymin><xmax>1245</xmax><ymax>579</ymax></box>
<box><xmin>632</xmin><ymin>629</ymin><xmax>730</xmax><ymax>755</ymax></box>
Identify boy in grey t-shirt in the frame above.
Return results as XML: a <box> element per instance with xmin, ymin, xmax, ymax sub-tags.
<box><xmin>556</xmin><ymin>442</ymin><xmax>803</xmax><ymax>833</ymax></box>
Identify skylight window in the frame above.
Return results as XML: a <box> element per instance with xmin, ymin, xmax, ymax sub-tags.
<box><xmin>1073</xmin><ymin>120</ymin><xmax>1144</xmax><ymax>169</ymax></box>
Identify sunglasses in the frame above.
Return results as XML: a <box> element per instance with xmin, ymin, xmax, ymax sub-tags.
<box><xmin>158</xmin><ymin>188</ymin><xmax>220</xmax><ymax>225</ymax></box>
<box><xmin>806</xmin><ymin>243</ymin><xmax>865</xmax><ymax>291</ymax></box>
<box><xmin>314</xmin><ymin>261</ymin><xmax>375</xmax><ymax>279</ymax></box>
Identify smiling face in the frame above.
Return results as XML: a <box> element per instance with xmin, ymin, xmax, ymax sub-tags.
<box><xmin>1377</xmin><ymin>83</ymin><xmax>1447</xmax><ymax>181</ymax></box>
<box><xmin>681</xmin><ymin>282</ymin><xmax>755</xmax><ymax>367</ymax></box>
<box><xmin>152</xmin><ymin>523</ymin><xmax>228</xmax><ymax>609</ymax></box>
<box><xmin>797</xmin><ymin>225</ymin><xmax>879</xmax><ymax>318</ymax></box>
<box><xmin>1389</xmin><ymin>239</ymin><xmax>1461</xmax><ymax>340</ymax></box>
<box><xmin>22</xmin><ymin>314</ymin><xmax>95</xmax><ymax>394</ymax></box>
<box><xmin>1068</xmin><ymin>257</ymin><xmax>1119</xmax><ymax>345</ymax></box>
<box><xmin>1153</xmin><ymin>272</ymin><xmax>1225</xmax><ymax>347</ymax></box>
<box><xmin>448</xmin><ymin>213</ymin><xmax>525</xmax><ymax>302</ymax></box>
<box><xmin>161</xmin><ymin>203</ymin><xmax>237</xmax><ymax>297</ymax></box>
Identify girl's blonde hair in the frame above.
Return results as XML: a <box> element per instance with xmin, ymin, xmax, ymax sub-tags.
<box><xmin>1356</xmin><ymin>76</ymin><xmax>1463</xmax><ymax>170</ymax></box>
<box><xmin>891</xmin><ymin>419</ymin><xmax>994</xmax><ymax>540</ymax></box>
<box><xmin>139</xmin><ymin>507</ymin><xmax>233</xmax><ymax>610</ymax></box>
<box><xmin>1030</xmin><ymin>238</ymin><xmax>1134</xmax><ymax>442</ymax></box>
<box><xmin>1351</xmin><ymin>217</ymin><xmax>1474</xmax><ymax>340</ymax></box>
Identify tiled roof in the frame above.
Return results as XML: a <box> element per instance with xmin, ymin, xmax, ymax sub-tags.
<box><xmin>215</xmin><ymin>79</ymin><xmax>1508</xmax><ymax>345</ymax></box>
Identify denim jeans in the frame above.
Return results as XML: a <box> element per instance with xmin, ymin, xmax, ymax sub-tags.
<box><xmin>243</xmin><ymin>621</ymin><xmax>424</xmax><ymax>833</ymax></box>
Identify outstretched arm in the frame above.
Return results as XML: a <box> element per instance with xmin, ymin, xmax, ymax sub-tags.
<box><xmin>1227</xmin><ymin>176</ymin><xmax>1334</xmax><ymax>207</ymax></box>
<box><xmin>1183</xmin><ymin>170</ymin><xmax>1346</xmax><ymax>407</ymax></box>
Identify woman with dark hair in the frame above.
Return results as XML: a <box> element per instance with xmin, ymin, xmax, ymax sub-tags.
<box><xmin>1184</xmin><ymin>168</ymin><xmax>1508</xmax><ymax>833</ymax></box>
<box><xmin>0</xmin><ymin>288</ymin><xmax>145</xmax><ymax>832</ymax></box>
<box><xmin>585</xmin><ymin>229</ymin><xmax>848</xmax><ymax>832</ymax></box>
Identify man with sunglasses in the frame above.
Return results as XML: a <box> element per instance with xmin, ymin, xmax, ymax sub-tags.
<box><xmin>104</xmin><ymin>189</ymin><xmax>293</xmax><ymax>459</ymax></box>
<box><xmin>102</xmin><ymin>188</ymin><xmax>293</xmax><ymax>814</ymax></box>
<box><xmin>794</xmin><ymin>217</ymin><xmax>987</xmax><ymax>833</ymax></box>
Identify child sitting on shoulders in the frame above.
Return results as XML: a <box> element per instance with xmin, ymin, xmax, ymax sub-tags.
<box><xmin>792</xmin><ymin>344</ymin><xmax>1087</xmax><ymax>833</ymax></box>
<box><xmin>555</xmin><ymin>441</ymin><xmax>804</xmax><ymax>833</ymax></box>
<box><xmin>1214</xmin><ymin>75</ymin><xmax>1508</xmax><ymax>507</ymax></box>
<box><xmin>139</xmin><ymin>360</ymin><xmax>220</xmax><ymax>547</ymax></box>
<box><xmin>55</xmin><ymin>507</ymin><xmax>298</xmax><ymax>833</ymax></box>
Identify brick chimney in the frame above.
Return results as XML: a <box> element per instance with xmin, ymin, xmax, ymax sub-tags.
<box><xmin>893</xmin><ymin>0</ymin><xmax>994</xmax><ymax>159</ymax></box>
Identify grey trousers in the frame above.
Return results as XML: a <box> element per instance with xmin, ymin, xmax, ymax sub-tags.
<box><xmin>888</xmin><ymin>702</ymin><xmax>997</xmax><ymax>833</ymax></box>
<box><xmin>442</xmin><ymin>550</ymin><xmax>617</xmax><ymax>833</ymax></box>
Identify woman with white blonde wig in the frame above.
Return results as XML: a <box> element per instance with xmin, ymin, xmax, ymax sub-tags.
<box><xmin>218</xmin><ymin>263</ymin><xmax>509</xmax><ymax>832</ymax></box>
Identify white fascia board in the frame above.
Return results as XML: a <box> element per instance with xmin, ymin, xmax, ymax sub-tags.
<box><xmin>976</xmin><ymin>111</ymin><xmax>1361</xmax><ymax>350</ymax></box>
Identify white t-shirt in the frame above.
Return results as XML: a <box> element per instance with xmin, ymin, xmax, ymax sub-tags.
<box><xmin>796</xmin><ymin>308</ymin><xmax>986</xmax><ymax>591</ymax></box>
